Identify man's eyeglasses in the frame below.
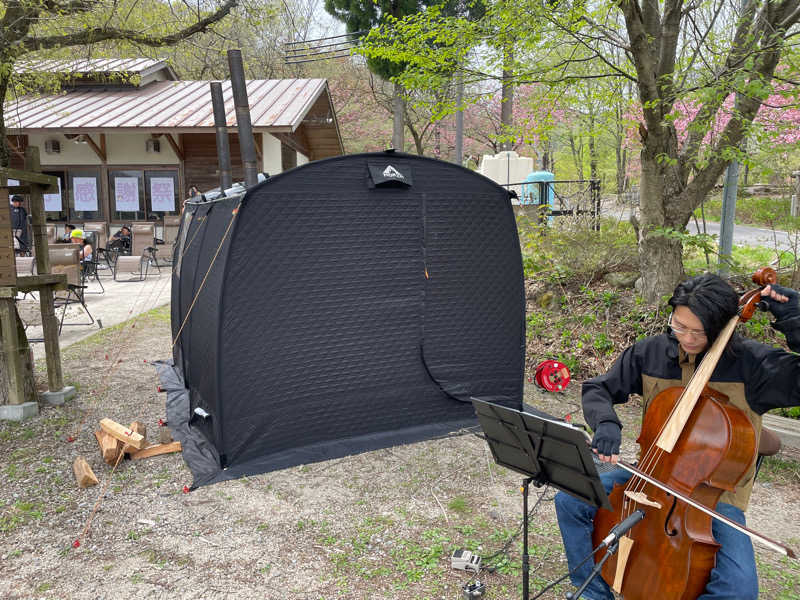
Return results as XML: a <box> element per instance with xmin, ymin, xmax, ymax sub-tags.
<box><xmin>668</xmin><ymin>314</ymin><xmax>707</xmax><ymax>339</ymax></box>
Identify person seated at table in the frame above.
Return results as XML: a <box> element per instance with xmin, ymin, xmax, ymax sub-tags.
<box><xmin>70</xmin><ymin>229</ymin><xmax>92</xmax><ymax>263</ymax></box>
<box><xmin>60</xmin><ymin>223</ymin><xmax>76</xmax><ymax>243</ymax></box>
<box><xmin>109</xmin><ymin>224</ymin><xmax>132</xmax><ymax>252</ymax></box>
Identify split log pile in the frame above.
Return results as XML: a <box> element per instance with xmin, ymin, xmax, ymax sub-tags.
<box><xmin>72</xmin><ymin>418</ymin><xmax>180</xmax><ymax>488</ymax></box>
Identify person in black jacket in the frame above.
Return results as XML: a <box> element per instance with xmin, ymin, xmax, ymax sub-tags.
<box><xmin>554</xmin><ymin>273</ymin><xmax>800</xmax><ymax>600</ymax></box>
<box><xmin>10</xmin><ymin>195</ymin><xmax>28</xmax><ymax>252</ymax></box>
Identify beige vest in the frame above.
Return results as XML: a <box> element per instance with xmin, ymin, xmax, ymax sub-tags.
<box><xmin>641</xmin><ymin>349</ymin><xmax>761</xmax><ymax>510</ymax></box>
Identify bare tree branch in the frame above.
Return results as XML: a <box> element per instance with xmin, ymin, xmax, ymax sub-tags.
<box><xmin>20</xmin><ymin>0</ymin><xmax>238</xmax><ymax>52</ymax></box>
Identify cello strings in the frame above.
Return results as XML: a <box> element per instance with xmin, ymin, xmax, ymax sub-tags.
<box><xmin>620</xmin><ymin>314</ymin><xmax>743</xmax><ymax>514</ymax></box>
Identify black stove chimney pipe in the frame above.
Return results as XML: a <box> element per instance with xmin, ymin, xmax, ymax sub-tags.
<box><xmin>210</xmin><ymin>81</ymin><xmax>233</xmax><ymax>192</ymax></box>
<box><xmin>227</xmin><ymin>49</ymin><xmax>259</xmax><ymax>188</ymax></box>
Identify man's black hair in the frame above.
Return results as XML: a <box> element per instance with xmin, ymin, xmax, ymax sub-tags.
<box><xmin>11</xmin><ymin>195</ymin><xmax>23</xmax><ymax>203</ymax></box>
<box><xmin>669</xmin><ymin>273</ymin><xmax>739</xmax><ymax>345</ymax></box>
<box><xmin>65</xmin><ymin>224</ymin><xmax>76</xmax><ymax>230</ymax></box>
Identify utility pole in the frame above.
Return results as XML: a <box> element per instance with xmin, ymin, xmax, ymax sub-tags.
<box><xmin>718</xmin><ymin>0</ymin><xmax>748</xmax><ymax>276</ymax></box>
<box><xmin>454</xmin><ymin>73</ymin><xmax>464</xmax><ymax>166</ymax></box>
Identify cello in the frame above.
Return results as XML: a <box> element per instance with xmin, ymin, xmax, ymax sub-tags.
<box><xmin>592</xmin><ymin>267</ymin><xmax>796</xmax><ymax>600</ymax></box>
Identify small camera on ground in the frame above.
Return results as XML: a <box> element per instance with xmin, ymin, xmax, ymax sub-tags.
<box><xmin>462</xmin><ymin>580</ymin><xmax>486</xmax><ymax>599</ymax></box>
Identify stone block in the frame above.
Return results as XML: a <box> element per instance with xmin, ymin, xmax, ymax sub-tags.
<box><xmin>41</xmin><ymin>386</ymin><xmax>76</xmax><ymax>406</ymax></box>
<box><xmin>0</xmin><ymin>402</ymin><xmax>39</xmax><ymax>421</ymax></box>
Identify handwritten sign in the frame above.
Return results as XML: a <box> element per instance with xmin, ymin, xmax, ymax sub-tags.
<box><xmin>44</xmin><ymin>178</ymin><xmax>62</xmax><ymax>212</ymax></box>
<box><xmin>114</xmin><ymin>177</ymin><xmax>139</xmax><ymax>212</ymax></box>
<box><xmin>73</xmin><ymin>177</ymin><xmax>98</xmax><ymax>211</ymax></box>
<box><xmin>150</xmin><ymin>177</ymin><xmax>175</xmax><ymax>212</ymax></box>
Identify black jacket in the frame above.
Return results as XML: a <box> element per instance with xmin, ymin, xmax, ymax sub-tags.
<box><xmin>11</xmin><ymin>205</ymin><xmax>28</xmax><ymax>244</ymax></box>
<box><xmin>582</xmin><ymin>318</ymin><xmax>800</xmax><ymax>430</ymax></box>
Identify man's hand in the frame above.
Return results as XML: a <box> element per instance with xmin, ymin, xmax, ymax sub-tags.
<box><xmin>761</xmin><ymin>284</ymin><xmax>800</xmax><ymax>322</ymax></box>
<box><xmin>591</xmin><ymin>421</ymin><xmax>621</xmax><ymax>464</ymax></box>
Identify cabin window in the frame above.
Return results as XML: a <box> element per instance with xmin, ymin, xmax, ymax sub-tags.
<box><xmin>110</xmin><ymin>168</ymin><xmax>179</xmax><ymax>222</ymax></box>
<box><xmin>68</xmin><ymin>169</ymin><xmax>103</xmax><ymax>221</ymax></box>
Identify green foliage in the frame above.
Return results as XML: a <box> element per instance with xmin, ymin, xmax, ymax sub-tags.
<box><xmin>518</xmin><ymin>217</ymin><xmax>638</xmax><ymax>284</ymax></box>
<box><xmin>447</xmin><ymin>496</ymin><xmax>469</xmax><ymax>513</ymax></box>
<box><xmin>696</xmin><ymin>195</ymin><xmax>800</xmax><ymax>231</ymax></box>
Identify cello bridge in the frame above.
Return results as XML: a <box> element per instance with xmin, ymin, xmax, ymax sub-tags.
<box><xmin>624</xmin><ymin>490</ymin><xmax>662</xmax><ymax>509</ymax></box>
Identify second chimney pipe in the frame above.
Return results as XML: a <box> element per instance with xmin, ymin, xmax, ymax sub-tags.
<box><xmin>227</xmin><ymin>49</ymin><xmax>259</xmax><ymax>188</ymax></box>
<box><xmin>210</xmin><ymin>82</ymin><xmax>233</xmax><ymax>191</ymax></box>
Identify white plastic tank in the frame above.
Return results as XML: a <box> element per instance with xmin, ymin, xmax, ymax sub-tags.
<box><xmin>478</xmin><ymin>151</ymin><xmax>534</xmax><ymax>204</ymax></box>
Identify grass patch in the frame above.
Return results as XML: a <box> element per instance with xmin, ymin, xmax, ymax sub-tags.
<box><xmin>757</xmin><ymin>455</ymin><xmax>800</xmax><ymax>485</ymax></box>
<box><xmin>61</xmin><ymin>302</ymin><xmax>170</xmax><ymax>359</ymax></box>
<box><xmin>696</xmin><ymin>194</ymin><xmax>800</xmax><ymax>230</ymax></box>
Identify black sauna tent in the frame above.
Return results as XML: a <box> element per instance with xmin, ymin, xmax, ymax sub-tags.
<box><xmin>159</xmin><ymin>151</ymin><xmax>526</xmax><ymax>487</ymax></box>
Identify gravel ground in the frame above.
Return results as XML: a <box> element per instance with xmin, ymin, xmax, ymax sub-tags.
<box><xmin>1</xmin><ymin>304</ymin><xmax>799</xmax><ymax>600</ymax></box>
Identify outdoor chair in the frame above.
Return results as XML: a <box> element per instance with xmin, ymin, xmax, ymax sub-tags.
<box><xmin>82</xmin><ymin>222</ymin><xmax>113</xmax><ymax>276</ymax></box>
<box><xmin>15</xmin><ymin>256</ymin><xmax>37</xmax><ymax>301</ymax></box>
<box><xmin>15</xmin><ymin>256</ymin><xmax>35</xmax><ymax>276</ymax></box>
<box><xmin>756</xmin><ymin>427</ymin><xmax>782</xmax><ymax>479</ymax></box>
<box><xmin>133</xmin><ymin>223</ymin><xmax>160</xmax><ymax>274</ymax></box>
<box><xmin>160</xmin><ymin>215</ymin><xmax>181</xmax><ymax>265</ymax></box>
<box><xmin>80</xmin><ymin>232</ymin><xmax>105</xmax><ymax>294</ymax></box>
<box><xmin>49</xmin><ymin>244</ymin><xmax>94</xmax><ymax>333</ymax></box>
<box><xmin>114</xmin><ymin>223</ymin><xmax>159</xmax><ymax>281</ymax></box>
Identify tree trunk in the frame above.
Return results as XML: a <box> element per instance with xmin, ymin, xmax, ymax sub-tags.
<box><xmin>637</xmin><ymin>148</ymin><xmax>688</xmax><ymax>302</ymax></box>
<box><xmin>616</xmin><ymin>145</ymin><xmax>627</xmax><ymax>194</ymax></box>
<box><xmin>392</xmin><ymin>82</ymin><xmax>405</xmax><ymax>151</ymax></box>
<box><xmin>568</xmin><ymin>133</ymin><xmax>583</xmax><ymax>180</ymax></box>
<box><xmin>499</xmin><ymin>45</ymin><xmax>514</xmax><ymax>152</ymax></box>
<box><xmin>0</xmin><ymin>68</ymin><xmax>10</xmax><ymax>168</ymax></box>
<box><xmin>407</xmin><ymin>124</ymin><xmax>424</xmax><ymax>155</ymax></box>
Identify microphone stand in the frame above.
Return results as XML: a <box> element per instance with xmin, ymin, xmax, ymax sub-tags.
<box><xmin>565</xmin><ymin>540</ymin><xmax>619</xmax><ymax>600</ymax></box>
<box><xmin>522</xmin><ymin>477</ymin><xmax>533</xmax><ymax>600</ymax></box>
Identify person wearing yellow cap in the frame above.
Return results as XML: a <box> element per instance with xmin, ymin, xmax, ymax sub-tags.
<box><xmin>70</xmin><ymin>228</ymin><xmax>92</xmax><ymax>263</ymax></box>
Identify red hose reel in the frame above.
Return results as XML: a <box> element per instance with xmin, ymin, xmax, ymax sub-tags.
<box><xmin>533</xmin><ymin>359</ymin><xmax>571</xmax><ymax>392</ymax></box>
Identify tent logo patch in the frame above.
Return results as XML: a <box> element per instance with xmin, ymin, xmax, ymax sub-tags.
<box><xmin>368</xmin><ymin>161</ymin><xmax>413</xmax><ymax>186</ymax></box>
<box><xmin>382</xmin><ymin>165</ymin><xmax>405</xmax><ymax>180</ymax></box>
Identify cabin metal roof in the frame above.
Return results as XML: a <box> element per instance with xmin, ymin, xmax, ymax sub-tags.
<box><xmin>14</xmin><ymin>58</ymin><xmax>178</xmax><ymax>80</ymax></box>
<box><xmin>5</xmin><ymin>78</ymin><xmax>336</xmax><ymax>134</ymax></box>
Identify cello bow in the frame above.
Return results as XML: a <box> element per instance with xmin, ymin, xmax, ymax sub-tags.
<box><xmin>614</xmin><ymin>459</ymin><xmax>797</xmax><ymax>559</ymax></box>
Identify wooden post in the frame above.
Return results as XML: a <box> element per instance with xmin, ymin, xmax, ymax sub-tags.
<box><xmin>0</xmin><ymin>298</ymin><xmax>26</xmax><ymax>405</ymax></box>
<box><xmin>24</xmin><ymin>148</ymin><xmax>63</xmax><ymax>392</ymax></box>
<box><xmin>0</xmin><ymin>185</ymin><xmax>33</xmax><ymax>407</ymax></box>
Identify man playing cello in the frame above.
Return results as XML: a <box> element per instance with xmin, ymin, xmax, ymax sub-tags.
<box><xmin>555</xmin><ymin>273</ymin><xmax>800</xmax><ymax>600</ymax></box>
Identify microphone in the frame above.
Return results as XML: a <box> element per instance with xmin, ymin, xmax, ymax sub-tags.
<box><xmin>600</xmin><ymin>509</ymin><xmax>646</xmax><ymax>548</ymax></box>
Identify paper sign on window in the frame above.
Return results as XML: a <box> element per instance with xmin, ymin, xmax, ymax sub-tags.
<box><xmin>73</xmin><ymin>177</ymin><xmax>98</xmax><ymax>211</ymax></box>
<box><xmin>7</xmin><ymin>179</ymin><xmax>19</xmax><ymax>204</ymax></box>
<box><xmin>44</xmin><ymin>178</ymin><xmax>62</xmax><ymax>212</ymax></box>
<box><xmin>150</xmin><ymin>177</ymin><xmax>175</xmax><ymax>212</ymax></box>
<box><xmin>115</xmin><ymin>177</ymin><xmax>139</xmax><ymax>212</ymax></box>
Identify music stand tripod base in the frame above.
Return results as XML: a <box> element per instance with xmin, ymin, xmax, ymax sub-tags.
<box><xmin>471</xmin><ymin>397</ymin><xmax>612</xmax><ymax>600</ymax></box>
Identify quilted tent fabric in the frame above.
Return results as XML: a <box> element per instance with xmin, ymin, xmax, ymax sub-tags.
<box><xmin>163</xmin><ymin>151</ymin><xmax>526</xmax><ymax>487</ymax></box>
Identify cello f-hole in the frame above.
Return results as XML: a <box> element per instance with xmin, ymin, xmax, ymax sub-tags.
<box><xmin>664</xmin><ymin>495</ymin><xmax>678</xmax><ymax>537</ymax></box>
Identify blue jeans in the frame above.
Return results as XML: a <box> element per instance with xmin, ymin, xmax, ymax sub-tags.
<box><xmin>554</xmin><ymin>468</ymin><xmax>759</xmax><ymax>600</ymax></box>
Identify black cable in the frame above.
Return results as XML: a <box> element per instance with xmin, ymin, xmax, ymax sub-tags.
<box><xmin>479</xmin><ymin>484</ymin><xmax>553</xmax><ymax>570</ymax></box>
<box><xmin>529</xmin><ymin>542</ymin><xmax>604</xmax><ymax>599</ymax></box>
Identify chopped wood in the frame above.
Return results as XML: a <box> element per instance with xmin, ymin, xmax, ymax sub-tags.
<box><xmin>130</xmin><ymin>441</ymin><xmax>182</xmax><ymax>460</ymax></box>
<box><xmin>73</xmin><ymin>457</ymin><xmax>99</xmax><ymax>488</ymax></box>
<box><xmin>123</xmin><ymin>421</ymin><xmax>148</xmax><ymax>455</ymax></box>
<box><xmin>99</xmin><ymin>417</ymin><xmax>146</xmax><ymax>449</ymax></box>
<box><xmin>94</xmin><ymin>430</ymin><xmax>122</xmax><ymax>465</ymax></box>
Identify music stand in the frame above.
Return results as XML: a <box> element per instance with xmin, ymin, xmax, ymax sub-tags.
<box><xmin>471</xmin><ymin>398</ymin><xmax>611</xmax><ymax>600</ymax></box>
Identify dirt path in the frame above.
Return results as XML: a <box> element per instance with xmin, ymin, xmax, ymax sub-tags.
<box><xmin>1</xmin><ymin>306</ymin><xmax>798</xmax><ymax>599</ymax></box>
